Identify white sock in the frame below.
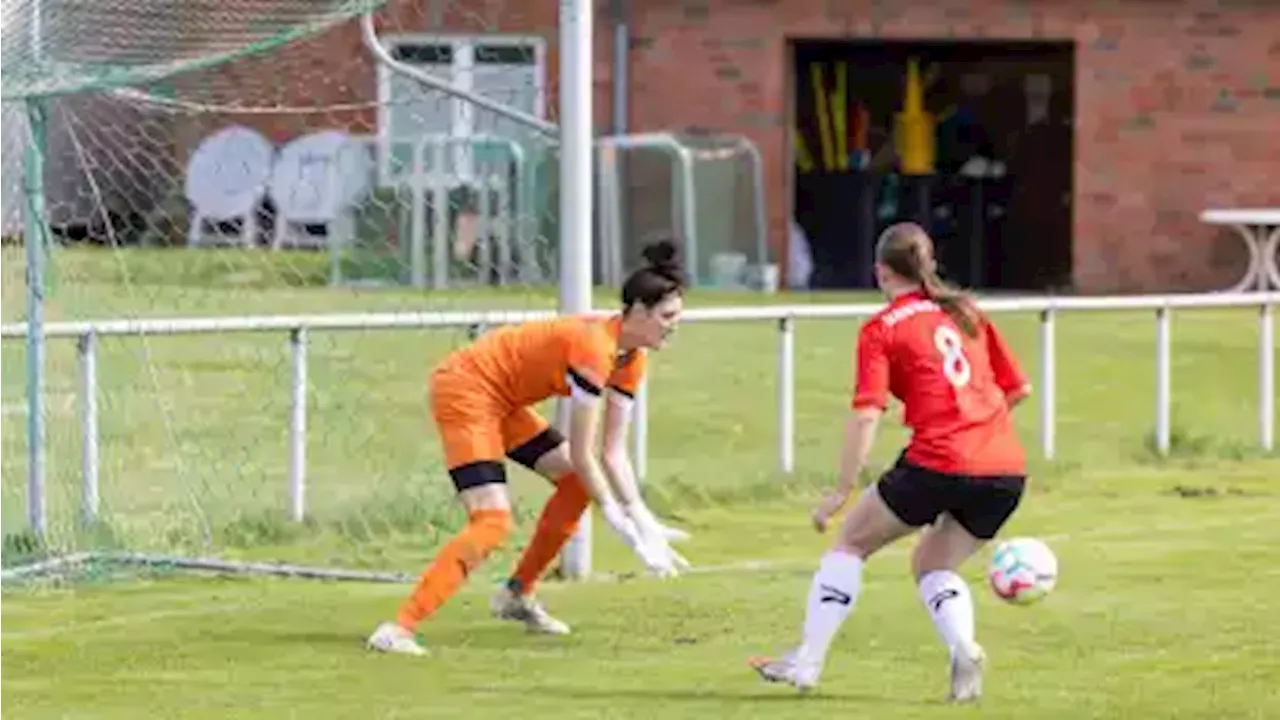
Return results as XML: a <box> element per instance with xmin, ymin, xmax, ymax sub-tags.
<box><xmin>798</xmin><ymin>550</ymin><xmax>863</xmax><ymax>666</ymax></box>
<box><xmin>918</xmin><ymin>570</ymin><xmax>975</xmax><ymax>656</ymax></box>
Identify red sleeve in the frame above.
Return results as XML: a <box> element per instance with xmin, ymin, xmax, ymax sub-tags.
<box><xmin>851</xmin><ymin>320</ymin><xmax>891</xmax><ymax>410</ymax></box>
<box><xmin>985</xmin><ymin>320</ymin><xmax>1027</xmax><ymax>394</ymax></box>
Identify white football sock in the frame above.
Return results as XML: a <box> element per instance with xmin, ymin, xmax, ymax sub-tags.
<box><xmin>918</xmin><ymin>570</ymin><xmax>975</xmax><ymax>655</ymax></box>
<box><xmin>798</xmin><ymin>550</ymin><xmax>863</xmax><ymax>665</ymax></box>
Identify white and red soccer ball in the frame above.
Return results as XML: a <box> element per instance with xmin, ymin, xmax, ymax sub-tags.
<box><xmin>988</xmin><ymin>537</ymin><xmax>1059</xmax><ymax>606</ymax></box>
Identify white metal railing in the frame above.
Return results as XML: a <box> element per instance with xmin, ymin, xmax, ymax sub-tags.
<box><xmin>2</xmin><ymin>292</ymin><xmax>1276</xmax><ymax>575</ymax></box>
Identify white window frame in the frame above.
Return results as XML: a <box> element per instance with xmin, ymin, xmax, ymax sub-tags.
<box><xmin>375</xmin><ymin>34</ymin><xmax>547</xmax><ymax>186</ymax></box>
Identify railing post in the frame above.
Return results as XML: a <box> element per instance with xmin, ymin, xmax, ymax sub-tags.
<box><xmin>1261</xmin><ymin>301</ymin><xmax>1275</xmax><ymax>452</ymax></box>
<box><xmin>1039</xmin><ymin>309</ymin><xmax>1056</xmax><ymax>460</ymax></box>
<box><xmin>1155</xmin><ymin>307</ymin><xmax>1172</xmax><ymax>455</ymax></box>
<box><xmin>632</xmin><ymin>378</ymin><xmax>648</xmax><ymax>482</ymax></box>
<box><xmin>778</xmin><ymin>316</ymin><xmax>795</xmax><ymax>474</ymax></box>
<box><xmin>78</xmin><ymin>331</ymin><xmax>100</xmax><ymax>524</ymax></box>
<box><xmin>289</xmin><ymin>327</ymin><xmax>309</xmax><ymax>522</ymax></box>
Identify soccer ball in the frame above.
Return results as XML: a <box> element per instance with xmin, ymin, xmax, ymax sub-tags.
<box><xmin>988</xmin><ymin>537</ymin><xmax>1058</xmax><ymax>605</ymax></box>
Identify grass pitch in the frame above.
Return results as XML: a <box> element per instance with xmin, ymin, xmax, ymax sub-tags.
<box><xmin>2</xmin><ymin>247</ymin><xmax>1278</xmax><ymax>718</ymax></box>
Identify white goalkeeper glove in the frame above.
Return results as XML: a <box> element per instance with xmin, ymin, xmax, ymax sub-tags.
<box><xmin>624</xmin><ymin>501</ymin><xmax>691</xmax><ymax>573</ymax></box>
<box><xmin>661</xmin><ymin>524</ymin><xmax>692</xmax><ymax>543</ymax></box>
<box><xmin>600</xmin><ymin>500</ymin><xmax>680</xmax><ymax>577</ymax></box>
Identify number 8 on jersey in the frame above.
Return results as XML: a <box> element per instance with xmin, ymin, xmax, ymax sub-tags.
<box><xmin>934</xmin><ymin>326</ymin><xmax>971</xmax><ymax>388</ymax></box>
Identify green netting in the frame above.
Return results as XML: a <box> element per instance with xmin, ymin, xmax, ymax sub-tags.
<box><xmin>0</xmin><ymin>0</ymin><xmax>768</xmax><ymax>583</ymax></box>
<box><xmin>1</xmin><ymin>0</ymin><xmax>387</xmax><ymax>100</ymax></box>
<box><xmin>0</xmin><ymin>0</ymin><xmax>568</xmax><ymax>577</ymax></box>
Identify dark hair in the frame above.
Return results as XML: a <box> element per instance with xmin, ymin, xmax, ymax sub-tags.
<box><xmin>621</xmin><ymin>238</ymin><xmax>685</xmax><ymax>310</ymax></box>
<box><xmin>876</xmin><ymin>222</ymin><xmax>982</xmax><ymax>337</ymax></box>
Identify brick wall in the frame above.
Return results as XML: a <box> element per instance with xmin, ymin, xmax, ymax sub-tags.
<box><xmin>181</xmin><ymin>0</ymin><xmax>615</xmax><ymax>148</ymax></box>
<box><xmin>173</xmin><ymin>0</ymin><xmax>618</xmax><ymax>248</ymax></box>
<box><xmin>626</xmin><ymin>0</ymin><xmax>1280</xmax><ymax>292</ymax></box>
<box><xmin>193</xmin><ymin>0</ymin><xmax>1277</xmax><ymax>292</ymax></box>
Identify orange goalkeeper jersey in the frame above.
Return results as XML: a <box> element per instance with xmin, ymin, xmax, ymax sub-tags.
<box><xmin>436</xmin><ymin>314</ymin><xmax>647</xmax><ymax>411</ymax></box>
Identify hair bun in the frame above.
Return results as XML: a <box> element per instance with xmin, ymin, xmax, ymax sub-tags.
<box><xmin>640</xmin><ymin>238</ymin><xmax>679</xmax><ymax>271</ymax></box>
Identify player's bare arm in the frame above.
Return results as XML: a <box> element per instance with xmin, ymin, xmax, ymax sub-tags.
<box><xmin>566</xmin><ymin>390</ymin><xmax>615</xmax><ymax>505</ymax></box>
<box><xmin>813</xmin><ymin>407</ymin><xmax>883</xmax><ymax>533</ymax></box>
<box><xmin>600</xmin><ymin>390</ymin><xmax>642</xmax><ymax>506</ymax></box>
<box><xmin>602</xmin><ymin>391</ymin><xmax>692</xmax><ymax>560</ymax></box>
<box><xmin>572</xmin><ymin>379</ymin><xmax>679</xmax><ymax>576</ymax></box>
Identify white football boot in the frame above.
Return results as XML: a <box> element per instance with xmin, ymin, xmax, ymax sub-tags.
<box><xmin>747</xmin><ymin>648</ymin><xmax>822</xmax><ymax>692</ymax></box>
<box><xmin>365</xmin><ymin>621</ymin><xmax>427</xmax><ymax>656</ymax></box>
<box><xmin>490</xmin><ymin>586</ymin><xmax>571</xmax><ymax>635</ymax></box>
<box><xmin>948</xmin><ymin>640</ymin><xmax>986</xmax><ymax>703</ymax></box>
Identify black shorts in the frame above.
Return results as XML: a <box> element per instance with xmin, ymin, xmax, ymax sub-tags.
<box><xmin>876</xmin><ymin>455</ymin><xmax>1026</xmax><ymax>540</ymax></box>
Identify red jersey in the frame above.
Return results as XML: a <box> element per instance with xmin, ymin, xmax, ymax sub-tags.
<box><xmin>851</xmin><ymin>291</ymin><xmax>1027</xmax><ymax>476</ymax></box>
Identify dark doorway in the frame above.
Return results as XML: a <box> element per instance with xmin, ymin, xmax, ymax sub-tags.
<box><xmin>790</xmin><ymin>40</ymin><xmax>1074</xmax><ymax>292</ymax></box>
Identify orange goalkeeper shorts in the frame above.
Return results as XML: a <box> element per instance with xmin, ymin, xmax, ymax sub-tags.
<box><xmin>429</xmin><ymin>367</ymin><xmax>551</xmax><ymax>471</ymax></box>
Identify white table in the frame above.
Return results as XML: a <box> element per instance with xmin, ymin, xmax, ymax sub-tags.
<box><xmin>1200</xmin><ymin>208</ymin><xmax>1280</xmax><ymax>292</ymax></box>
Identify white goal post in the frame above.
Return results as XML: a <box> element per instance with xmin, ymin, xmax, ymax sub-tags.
<box><xmin>360</xmin><ymin>1</ymin><xmax>598</xmax><ymax>577</ymax></box>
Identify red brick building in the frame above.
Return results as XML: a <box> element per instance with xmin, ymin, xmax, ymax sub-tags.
<box><xmin>196</xmin><ymin>0</ymin><xmax>1279</xmax><ymax>293</ymax></box>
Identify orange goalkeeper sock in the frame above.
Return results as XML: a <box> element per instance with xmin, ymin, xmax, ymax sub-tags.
<box><xmin>507</xmin><ymin>473</ymin><xmax>590</xmax><ymax>595</ymax></box>
<box><xmin>396</xmin><ymin>508</ymin><xmax>512</xmax><ymax>631</ymax></box>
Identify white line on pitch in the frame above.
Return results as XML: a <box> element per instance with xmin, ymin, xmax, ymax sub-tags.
<box><xmin>5</xmin><ymin>509</ymin><xmax>1273</xmax><ymax>640</ymax></box>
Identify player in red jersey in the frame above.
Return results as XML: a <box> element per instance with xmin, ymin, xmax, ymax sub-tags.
<box><xmin>749</xmin><ymin>222</ymin><xmax>1032</xmax><ymax>702</ymax></box>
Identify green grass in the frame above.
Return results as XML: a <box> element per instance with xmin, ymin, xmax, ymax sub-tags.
<box><xmin>2</xmin><ymin>246</ymin><xmax>1279</xmax><ymax>718</ymax></box>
